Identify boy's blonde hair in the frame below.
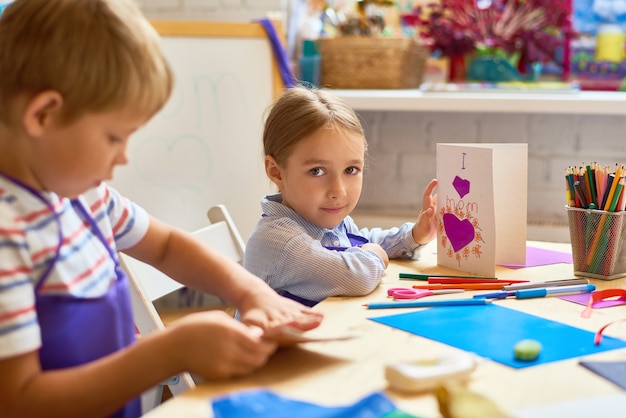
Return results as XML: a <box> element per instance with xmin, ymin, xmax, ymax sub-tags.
<box><xmin>263</xmin><ymin>86</ymin><xmax>366</xmax><ymax>167</ymax></box>
<box><xmin>0</xmin><ymin>0</ymin><xmax>173</xmax><ymax>126</ymax></box>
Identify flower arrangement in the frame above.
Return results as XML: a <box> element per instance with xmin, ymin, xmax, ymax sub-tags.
<box><xmin>416</xmin><ymin>0</ymin><xmax>576</xmax><ymax>76</ymax></box>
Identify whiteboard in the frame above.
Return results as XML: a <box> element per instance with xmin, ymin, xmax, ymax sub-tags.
<box><xmin>110</xmin><ymin>21</ymin><xmax>284</xmax><ymax>240</ymax></box>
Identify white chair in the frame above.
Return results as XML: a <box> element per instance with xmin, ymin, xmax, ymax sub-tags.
<box><xmin>119</xmin><ymin>204</ymin><xmax>246</xmax><ymax>414</ymax></box>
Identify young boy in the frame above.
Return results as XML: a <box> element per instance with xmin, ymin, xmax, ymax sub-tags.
<box><xmin>0</xmin><ymin>1</ymin><xmax>322</xmax><ymax>417</ymax></box>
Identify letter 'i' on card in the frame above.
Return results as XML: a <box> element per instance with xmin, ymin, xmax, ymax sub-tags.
<box><xmin>436</xmin><ymin>144</ymin><xmax>528</xmax><ymax>277</ymax></box>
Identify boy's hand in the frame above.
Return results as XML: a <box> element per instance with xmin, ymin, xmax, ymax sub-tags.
<box><xmin>168</xmin><ymin>310</ymin><xmax>278</xmax><ymax>379</ymax></box>
<box><xmin>413</xmin><ymin>178</ymin><xmax>438</xmax><ymax>245</ymax></box>
<box><xmin>237</xmin><ymin>288</ymin><xmax>324</xmax><ymax>333</ymax></box>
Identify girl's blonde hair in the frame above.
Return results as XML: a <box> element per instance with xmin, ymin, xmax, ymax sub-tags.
<box><xmin>0</xmin><ymin>0</ymin><xmax>173</xmax><ymax>126</ymax></box>
<box><xmin>263</xmin><ymin>86</ymin><xmax>366</xmax><ymax>166</ymax></box>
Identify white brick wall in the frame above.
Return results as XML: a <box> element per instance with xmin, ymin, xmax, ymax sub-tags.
<box><xmin>358</xmin><ymin>111</ymin><xmax>626</xmax><ymax>228</ymax></box>
<box><xmin>136</xmin><ymin>1</ymin><xmax>626</xmax><ymax>231</ymax></box>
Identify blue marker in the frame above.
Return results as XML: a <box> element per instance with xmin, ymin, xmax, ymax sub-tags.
<box><xmin>514</xmin><ymin>284</ymin><xmax>596</xmax><ymax>299</ymax></box>
<box><xmin>473</xmin><ymin>291</ymin><xmax>515</xmax><ymax>299</ymax></box>
<box><xmin>474</xmin><ymin>284</ymin><xmax>595</xmax><ymax>300</ymax></box>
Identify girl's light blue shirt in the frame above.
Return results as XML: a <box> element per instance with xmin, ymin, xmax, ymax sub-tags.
<box><xmin>243</xmin><ymin>193</ymin><xmax>424</xmax><ymax>303</ymax></box>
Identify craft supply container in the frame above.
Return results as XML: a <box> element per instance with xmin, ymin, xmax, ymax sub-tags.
<box><xmin>566</xmin><ymin>206</ymin><xmax>626</xmax><ymax>280</ymax></box>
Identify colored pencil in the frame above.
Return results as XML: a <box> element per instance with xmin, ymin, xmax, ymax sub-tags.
<box><xmin>585</xmin><ymin>163</ymin><xmax>596</xmax><ymax>206</ymax></box>
<box><xmin>412</xmin><ymin>283</ymin><xmax>507</xmax><ymax>290</ymax></box>
<box><xmin>566</xmin><ymin>163</ymin><xmax>626</xmax><ymax>212</ymax></box>
<box><xmin>573</xmin><ymin>180</ymin><xmax>589</xmax><ymax>208</ymax></box>
<box><xmin>428</xmin><ymin>277</ymin><xmax>529</xmax><ymax>284</ymax></box>
<box><xmin>398</xmin><ymin>273</ymin><xmax>497</xmax><ymax>281</ymax></box>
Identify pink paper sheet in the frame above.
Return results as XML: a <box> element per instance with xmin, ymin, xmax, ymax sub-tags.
<box><xmin>559</xmin><ymin>292</ymin><xmax>626</xmax><ymax>309</ymax></box>
<box><xmin>498</xmin><ymin>246</ymin><xmax>573</xmax><ymax>269</ymax></box>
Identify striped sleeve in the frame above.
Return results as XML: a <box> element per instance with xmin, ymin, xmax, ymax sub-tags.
<box><xmin>245</xmin><ymin>217</ymin><xmax>386</xmax><ymax>301</ymax></box>
<box><xmin>345</xmin><ymin>217</ymin><xmax>424</xmax><ymax>260</ymax></box>
<box><xmin>0</xmin><ymin>206</ymin><xmax>40</xmax><ymax>359</ymax></box>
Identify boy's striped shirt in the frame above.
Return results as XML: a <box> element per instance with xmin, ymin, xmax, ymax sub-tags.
<box><xmin>0</xmin><ymin>180</ymin><xmax>149</xmax><ymax>359</ymax></box>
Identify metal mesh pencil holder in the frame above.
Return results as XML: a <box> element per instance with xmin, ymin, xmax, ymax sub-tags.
<box><xmin>566</xmin><ymin>206</ymin><xmax>626</xmax><ymax>280</ymax></box>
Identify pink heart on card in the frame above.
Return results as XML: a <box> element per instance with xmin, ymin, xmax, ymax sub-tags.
<box><xmin>443</xmin><ymin>213</ymin><xmax>475</xmax><ymax>252</ymax></box>
<box><xmin>453</xmin><ymin>176</ymin><xmax>470</xmax><ymax>198</ymax></box>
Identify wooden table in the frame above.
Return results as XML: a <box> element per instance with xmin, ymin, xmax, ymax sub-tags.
<box><xmin>144</xmin><ymin>241</ymin><xmax>626</xmax><ymax>417</ymax></box>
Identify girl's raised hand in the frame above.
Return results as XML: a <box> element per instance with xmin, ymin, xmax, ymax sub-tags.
<box><xmin>413</xmin><ymin>178</ymin><xmax>438</xmax><ymax>245</ymax></box>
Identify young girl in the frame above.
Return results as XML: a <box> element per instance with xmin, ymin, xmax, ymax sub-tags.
<box><xmin>244</xmin><ymin>86</ymin><xmax>438</xmax><ymax>307</ymax></box>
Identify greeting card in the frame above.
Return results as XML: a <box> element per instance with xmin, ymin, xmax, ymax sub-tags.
<box><xmin>436</xmin><ymin>143</ymin><xmax>528</xmax><ymax>276</ymax></box>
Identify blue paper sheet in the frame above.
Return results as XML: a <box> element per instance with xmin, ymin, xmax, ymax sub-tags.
<box><xmin>212</xmin><ymin>389</ymin><xmax>397</xmax><ymax>418</ymax></box>
<box><xmin>370</xmin><ymin>304</ymin><xmax>626</xmax><ymax>369</ymax></box>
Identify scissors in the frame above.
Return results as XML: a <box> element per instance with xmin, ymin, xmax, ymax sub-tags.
<box><xmin>387</xmin><ymin>287</ymin><xmax>464</xmax><ymax>300</ymax></box>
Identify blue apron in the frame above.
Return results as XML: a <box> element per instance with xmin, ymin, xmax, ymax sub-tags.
<box><xmin>280</xmin><ymin>227</ymin><xmax>370</xmax><ymax>308</ymax></box>
<box><xmin>30</xmin><ymin>194</ymin><xmax>140</xmax><ymax>417</ymax></box>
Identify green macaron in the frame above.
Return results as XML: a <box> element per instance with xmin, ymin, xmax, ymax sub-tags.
<box><xmin>514</xmin><ymin>339</ymin><xmax>542</xmax><ymax>361</ymax></box>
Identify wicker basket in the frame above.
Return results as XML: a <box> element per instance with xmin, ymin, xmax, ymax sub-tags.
<box><xmin>319</xmin><ymin>37</ymin><xmax>428</xmax><ymax>89</ymax></box>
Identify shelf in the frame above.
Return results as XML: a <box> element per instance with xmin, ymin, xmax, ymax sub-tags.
<box><xmin>331</xmin><ymin>89</ymin><xmax>626</xmax><ymax>115</ymax></box>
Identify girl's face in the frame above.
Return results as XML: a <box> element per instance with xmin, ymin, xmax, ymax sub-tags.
<box><xmin>266</xmin><ymin>127</ymin><xmax>365</xmax><ymax>229</ymax></box>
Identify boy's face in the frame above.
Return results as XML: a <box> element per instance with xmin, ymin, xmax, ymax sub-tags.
<box><xmin>267</xmin><ymin>127</ymin><xmax>365</xmax><ymax>229</ymax></box>
<box><xmin>34</xmin><ymin>107</ymin><xmax>147</xmax><ymax>198</ymax></box>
